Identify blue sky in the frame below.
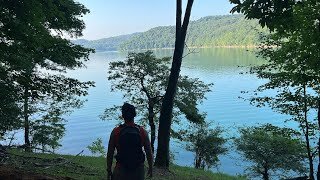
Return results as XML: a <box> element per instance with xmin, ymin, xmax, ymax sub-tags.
<box><xmin>76</xmin><ymin>0</ymin><xmax>234</xmax><ymax>40</ymax></box>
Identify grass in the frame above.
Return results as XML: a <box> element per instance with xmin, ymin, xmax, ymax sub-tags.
<box><xmin>152</xmin><ymin>165</ymin><xmax>246</xmax><ymax>180</ymax></box>
<box><xmin>3</xmin><ymin>149</ymin><xmax>246</xmax><ymax>180</ymax></box>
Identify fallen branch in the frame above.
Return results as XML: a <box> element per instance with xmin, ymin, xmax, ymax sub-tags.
<box><xmin>76</xmin><ymin>150</ymin><xmax>84</xmax><ymax>156</ymax></box>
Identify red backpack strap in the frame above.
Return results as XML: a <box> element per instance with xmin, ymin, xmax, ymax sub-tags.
<box><xmin>114</xmin><ymin>125</ymin><xmax>124</xmax><ymax>148</ymax></box>
<box><xmin>139</xmin><ymin>126</ymin><xmax>147</xmax><ymax>146</ymax></box>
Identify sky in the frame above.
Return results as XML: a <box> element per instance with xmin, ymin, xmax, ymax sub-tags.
<box><xmin>76</xmin><ymin>0</ymin><xmax>235</xmax><ymax>40</ymax></box>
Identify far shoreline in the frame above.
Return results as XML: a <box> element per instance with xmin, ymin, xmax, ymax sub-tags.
<box><xmin>94</xmin><ymin>45</ymin><xmax>260</xmax><ymax>53</ymax></box>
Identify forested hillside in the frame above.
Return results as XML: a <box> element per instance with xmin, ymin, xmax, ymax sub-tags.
<box><xmin>72</xmin><ymin>33</ymin><xmax>140</xmax><ymax>51</ymax></box>
<box><xmin>74</xmin><ymin>15</ymin><xmax>267</xmax><ymax>51</ymax></box>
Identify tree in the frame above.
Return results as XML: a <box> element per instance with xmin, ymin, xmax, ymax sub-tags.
<box><xmin>0</xmin><ymin>0</ymin><xmax>94</xmax><ymax>151</ymax></box>
<box><xmin>0</xmin><ymin>67</ymin><xmax>20</xmax><ymax>139</ymax></box>
<box><xmin>230</xmin><ymin>1</ymin><xmax>320</xmax><ymax>179</ymax></box>
<box><xmin>87</xmin><ymin>138</ymin><xmax>106</xmax><ymax>157</ymax></box>
<box><xmin>318</xmin><ymin>99</ymin><xmax>320</xmax><ymax>180</ymax></box>
<box><xmin>235</xmin><ymin>124</ymin><xmax>306</xmax><ymax>180</ymax></box>
<box><xmin>155</xmin><ymin>0</ymin><xmax>195</xmax><ymax>168</ymax></box>
<box><xmin>20</xmin><ymin>73</ymin><xmax>93</xmax><ymax>152</ymax></box>
<box><xmin>182</xmin><ymin>121</ymin><xmax>227</xmax><ymax>169</ymax></box>
<box><xmin>104</xmin><ymin>51</ymin><xmax>211</xmax><ymax>152</ymax></box>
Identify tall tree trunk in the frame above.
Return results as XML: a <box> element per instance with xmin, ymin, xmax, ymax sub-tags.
<box><xmin>317</xmin><ymin>21</ymin><xmax>320</xmax><ymax>180</ymax></box>
<box><xmin>23</xmin><ymin>86</ymin><xmax>31</xmax><ymax>152</ymax></box>
<box><xmin>147</xmin><ymin>101</ymin><xmax>156</xmax><ymax>153</ymax></box>
<box><xmin>154</xmin><ymin>0</ymin><xmax>194</xmax><ymax>168</ymax></box>
<box><xmin>317</xmin><ymin>99</ymin><xmax>320</xmax><ymax>180</ymax></box>
<box><xmin>304</xmin><ymin>84</ymin><xmax>314</xmax><ymax>180</ymax></box>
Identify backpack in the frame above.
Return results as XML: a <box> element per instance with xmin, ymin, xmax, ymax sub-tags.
<box><xmin>115</xmin><ymin>124</ymin><xmax>145</xmax><ymax>171</ymax></box>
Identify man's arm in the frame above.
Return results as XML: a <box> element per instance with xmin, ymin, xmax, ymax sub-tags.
<box><xmin>143</xmin><ymin>129</ymin><xmax>153</xmax><ymax>177</ymax></box>
<box><xmin>106</xmin><ymin>129</ymin><xmax>115</xmax><ymax>176</ymax></box>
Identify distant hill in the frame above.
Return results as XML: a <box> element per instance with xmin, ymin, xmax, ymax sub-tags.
<box><xmin>72</xmin><ymin>33</ymin><xmax>141</xmax><ymax>51</ymax></box>
<box><xmin>73</xmin><ymin>15</ymin><xmax>267</xmax><ymax>51</ymax></box>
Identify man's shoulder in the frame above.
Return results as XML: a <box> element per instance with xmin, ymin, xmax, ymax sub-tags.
<box><xmin>112</xmin><ymin>125</ymin><xmax>120</xmax><ymax>131</ymax></box>
<box><xmin>111</xmin><ymin>125</ymin><xmax>122</xmax><ymax>135</ymax></box>
<box><xmin>136</xmin><ymin>125</ymin><xmax>148</xmax><ymax>138</ymax></box>
<box><xmin>133</xmin><ymin>124</ymin><xmax>146</xmax><ymax>131</ymax></box>
<box><xmin>113</xmin><ymin>123</ymin><xmax>147</xmax><ymax>134</ymax></box>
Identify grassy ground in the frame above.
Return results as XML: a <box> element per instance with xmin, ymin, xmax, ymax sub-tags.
<box><xmin>1</xmin><ymin>149</ymin><xmax>246</xmax><ymax>180</ymax></box>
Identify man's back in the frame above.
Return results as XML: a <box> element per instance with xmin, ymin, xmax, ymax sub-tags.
<box><xmin>114</xmin><ymin>123</ymin><xmax>146</xmax><ymax>170</ymax></box>
<box><xmin>106</xmin><ymin>103</ymin><xmax>153</xmax><ymax>180</ymax></box>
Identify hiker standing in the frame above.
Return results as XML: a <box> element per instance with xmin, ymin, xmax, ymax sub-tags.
<box><xmin>106</xmin><ymin>103</ymin><xmax>153</xmax><ymax>180</ymax></box>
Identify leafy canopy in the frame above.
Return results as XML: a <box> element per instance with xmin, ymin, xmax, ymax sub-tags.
<box><xmin>182</xmin><ymin>122</ymin><xmax>227</xmax><ymax>169</ymax></box>
<box><xmin>104</xmin><ymin>51</ymin><xmax>212</xmax><ymax>125</ymax></box>
<box><xmin>0</xmin><ymin>0</ymin><xmax>94</xmax><ymax>150</ymax></box>
<box><xmin>235</xmin><ymin>124</ymin><xmax>306</xmax><ymax>179</ymax></box>
<box><xmin>230</xmin><ymin>1</ymin><xmax>320</xmax><ymax>178</ymax></box>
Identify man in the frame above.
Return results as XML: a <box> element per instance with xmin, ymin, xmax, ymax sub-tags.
<box><xmin>106</xmin><ymin>103</ymin><xmax>153</xmax><ymax>180</ymax></box>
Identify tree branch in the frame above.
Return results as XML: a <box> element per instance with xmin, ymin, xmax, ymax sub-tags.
<box><xmin>182</xmin><ymin>43</ymin><xmax>200</xmax><ymax>58</ymax></box>
<box><xmin>139</xmin><ymin>76</ymin><xmax>151</xmax><ymax>99</ymax></box>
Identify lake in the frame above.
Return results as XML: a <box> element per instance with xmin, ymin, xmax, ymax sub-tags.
<box><xmin>59</xmin><ymin>48</ymin><xmax>291</xmax><ymax>176</ymax></box>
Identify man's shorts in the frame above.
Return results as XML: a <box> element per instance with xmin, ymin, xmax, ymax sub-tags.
<box><xmin>113</xmin><ymin>164</ymin><xmax>145</xmax><ymax>180</ymax></box>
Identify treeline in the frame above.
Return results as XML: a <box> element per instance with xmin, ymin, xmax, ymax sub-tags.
<box><xmin>73</xmin><ymin>15</ymin><xmax>267</xmax><ymax>51</ymax></box>
<box><xmin>73</xmin><ymin>33</ymin><xmax>139</xmax><ymax>51</ymax></box>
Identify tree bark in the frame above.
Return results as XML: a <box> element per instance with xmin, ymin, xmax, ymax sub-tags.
<box><xmin>316</xmin><ymin>19</ymin><xmax>320</xmax><ymax>180</ymax></box>
<box><xmin>303</xmin><ymin>84</ymin><xmax>314</xmax><ymax>180</ymax></box>
<box><xmin>147</xmin><ymin>100</ymin><xmax>156</xmax><ymax>153</ymax></box>
<box><xmin>317</xmin><ymin>99</ymin><xmax>320</xmax><ymax>180</ymax></box>
<box><xmin>154</xmin><ymin>0</ymin><xmax>194</xmax><ymax>168</ymax></box>
<box><xmin>262</xmin><ymin>168</ymin><xmax>269</xmax><ymax>180</ymax></box>
<box><xmin>23</xmin><ymin>86</ymin><xmax>31</xmax><ymax>152</ymax></box>
<box><xmin>195</xmin><ymin>149</ymin><xmax>201</xmax><ymax>169</ymax></box>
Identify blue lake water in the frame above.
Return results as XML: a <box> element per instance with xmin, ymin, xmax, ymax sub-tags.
<box><xmin>58</xmin><ymin>48</ymin><xmax>294</xmax><ymax>176</ymax></box>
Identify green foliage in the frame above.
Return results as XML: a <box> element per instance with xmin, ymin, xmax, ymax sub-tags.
<box><xmin>182</xmin><ymin>122</ymin><xmax>227</xmax><ymax>169</ymax></box>
<box><xmin>87</xmin><ymin>138</ymin><xmax>106</xmax><ymax>157</ymax></box>
<box><xmin>231</xmin><ymin>0</ymin><xmax>320</xmax><ymax>178</ymax></box>
<box><xmin>234</xmin><ymin>124</ymin><xmax>306</xmax><ymax>179</ymax></box>
<box><xmin>175</xmin><ymin>76</ymin><xmax>212</xmax><ymax>124</ymax></box>
<box><xmin>230</xmin><ymin>0</ymin><xmax>296</xmax><ymax>31</ymax></box>
<box><xmin>0</xmin><ymin>0</ymin><xmax>94</xmax><ymax>150</ymax></box>
<box><xmin>0</xmin><ymin>67</ymin><xmax>20</xmax><ymax>139</ymax></box>
<box><xmin>23</xmin><ymin>73</ymin><xmax>94</xmax><ymax>151</ymax></box>
<box><xmin>104</xmin><ymin>51</ymin><xmax>211</xmax><ymax>124</ymax></box>
<box><xmin>120</xmin><ymin>15</ymin><xmax>267</xmax><ymax>50</ymax></box>
<box><xmin>107</xmin><ymin>51</ymin><xmax>170</xmax><ymax>106</ymax></box>
<box><xmin>74</xmin><ymin>15</ymin><xmax>268</xmax><ymax>51</ymax></box>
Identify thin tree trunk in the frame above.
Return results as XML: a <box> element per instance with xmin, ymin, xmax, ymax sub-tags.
<box><xmin>195</xmin><ymin>149</ymin><xmax>201</xmax><ymax>169</ymax></box>
<box><xmin>147</xmin><ymin>101</ymin><xmax>156</xmax><ymax>153</ymax></box>
<box><xmin>23</xmin><ymin>86</ymin><xmax>31</xmax><ymax>152</ymax></box>
<box><xmin>304</xmin><ymin>84</ymin><xmax>314</xmax><ymax>180</ymax></box>
<box><xmin>140</xmin><ymin>76</ymin><xmax>156</xmax><ymax>153</ymax></box>
<box><xmin>154</xmin><ymin>0</ymin><xmax>194</xmax><ymax>168</ymax></box>
<box><xmin>316</xmin><ymin>21</ymin><xmax>320</xmax><ymax>180</ymax></box>
<box><xmin>317</xmin><ymin>99</ymin><xmax>320</xmax><ymax>180</ymax></box>
<box><xmin>262</xmin><ymin>167</ymin><xmax>269</xmax><ymax>180</ymax></box>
